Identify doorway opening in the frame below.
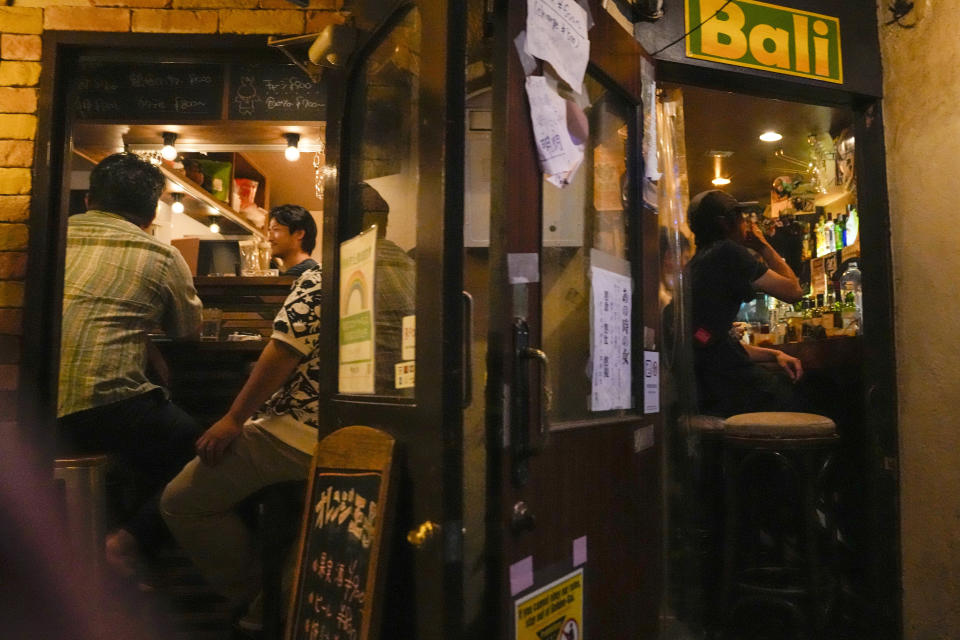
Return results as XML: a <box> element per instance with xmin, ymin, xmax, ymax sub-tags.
<box><xmin>658</xmin><ymin>82</ymin><xmax>876</xmax><ymax>639</ymax></box>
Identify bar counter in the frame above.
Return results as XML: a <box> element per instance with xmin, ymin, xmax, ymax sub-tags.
<box><xmin>767</xmin><ymin>335</ymin><xmax>862</xmax><ymax>370</ymax></box>
<box><xmin>154</xmin><ymin>275</ymin><xmax>296</xmax><ymax>424</ymax></box>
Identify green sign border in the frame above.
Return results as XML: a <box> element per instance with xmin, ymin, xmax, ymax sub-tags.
<box><xmin>684</xmin><ymin>0</ymin><xmax>843</xmax><ymax>84</ymax></box>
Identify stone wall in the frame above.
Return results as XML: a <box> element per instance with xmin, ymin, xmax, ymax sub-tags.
<box><xmin>0</xmin><ymin>1</ymin><xmax>343</xmax><ymax>434</ymax></box>
<box><xmin>876</xmin><ymin>1</ymin><xmax>960</xmax><ymax>638</ymax></box>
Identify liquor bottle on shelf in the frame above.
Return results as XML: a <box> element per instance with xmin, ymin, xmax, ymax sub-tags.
<box><xmin>814</xmin><ymin>216</ymin><xmax>826</xmax><ymax>257</ymax></box>
<box><xmin>840</xmin><ymin>261</ymin><xmax>863</xmax><ymax>334</ymax></box>
<box><xmin>801</xmin><ymin>222</ymin><xmax>813</xmax><ymax>261</ymax></box>
<box><xmin>845</xmin><ymin>205</ymin><xmax>859</xmax><ymax>246</ymax></box>
<box><xmin>823</xmin><ymin>215</ymin><xmax>836</xmax><ymax>254</ymax></box>
<box><xmin>835</xmin><ymin>212</ymin><xmax>846</xmax><ymax>250</ymax></box>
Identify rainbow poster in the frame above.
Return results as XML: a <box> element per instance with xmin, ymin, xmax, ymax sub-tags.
<box><xmin>339</xmin><ymin>227</ymin><xmax>377</xmax><ymax>393</ymax></box>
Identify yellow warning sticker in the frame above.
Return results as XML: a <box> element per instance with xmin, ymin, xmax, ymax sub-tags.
<box><xmin>514</xmin><ymin>568</ymin><xmax>584</xmax><ymax>640</ymax></box>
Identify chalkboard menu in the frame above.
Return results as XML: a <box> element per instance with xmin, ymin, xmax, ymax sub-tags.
<box><xmin>288</xmin><ymin>426</ymin><xmax>395</xmax><ymax>640</ymax></box>
<box><xmin>74</xmin><ymin>62</ymin><xmax>223</xmax><ymax>120</ymax></box>
<box><xmin>228</xmin><ymin>63</ymin><xmax>325</xmax><ymax>121</ymax></box>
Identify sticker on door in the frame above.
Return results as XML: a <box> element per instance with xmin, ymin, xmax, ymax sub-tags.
<box><xmin>514</xmin><ymin>568</ymin><xmax>584</xmax><ymax>640</ymax></box>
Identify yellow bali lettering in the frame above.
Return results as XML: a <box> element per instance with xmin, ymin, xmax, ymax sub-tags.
<box><xmin>748</xmin><ymin>24</ymin><xmax>790</xmax><ymax>69</ymax></box>
<box><xmin>812</xmin><ymin>20</ymin><xmax>830</xmax><ymax>76</ymax></box>
<box><xmin>700</xmin><ymin>0</ymin><xmax>747</xmax><ymax>60</ymax></box>
<box><xmin>792</xmin><ymin>14</ymin><xmax>810</xmax><ymax>72</ymax></box>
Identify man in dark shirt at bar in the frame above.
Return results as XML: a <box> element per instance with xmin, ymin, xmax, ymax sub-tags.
<box><xmin>686</xmin><ymin>189</ymin><xmax>810</xmax><ymax>417</ymax></box>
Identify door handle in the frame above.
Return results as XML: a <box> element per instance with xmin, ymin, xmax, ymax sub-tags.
<box><xmin>520</xmin><ymin>346</ymin><xmax>550</xmax><ymax>452</ymax></box>
<box><xmin>462</xmin><ymin>291</ymin><xmax>474</xmax><ymax>408</ymax></box>
<box><xmin>511</xmin><ymin>318</ymin><xmax>550</xmax><ymax>486</ymax></box>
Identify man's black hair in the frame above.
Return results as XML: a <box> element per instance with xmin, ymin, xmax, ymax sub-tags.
<box><xmin>269</xmin><ymin>204</ymin><xmax>317</xmax><ymax>254</ymax></box>
<box><xmin>87</xmin><ymin>152</ymin><xmax>165</xmax><ymax>227</ymax></box>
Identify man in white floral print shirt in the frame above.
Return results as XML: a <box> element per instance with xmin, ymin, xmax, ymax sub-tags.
<box><xmin>161</xmin><ymin>266</ymin><xmax>323</xmax><ymax>622</ymax></box>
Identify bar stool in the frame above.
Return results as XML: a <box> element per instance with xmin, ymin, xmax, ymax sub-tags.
<box><xmin>54</xmin><ymin>453</ymin><xmax>111</xmax><ymax>582</ymax></box>
<box><xmin>678</xmin><ymin>414</ymin><xmax>726</xmax><ymax>629</ymax></box>
<box><xmin>720</xmin><ymin>412</ymin><xmax>838</xmax><ymax>637</ymax></box>
<box><xmin>253</xmin><ymin>479</ymin><xmax>307</xmax><ymax>640</ymax></box>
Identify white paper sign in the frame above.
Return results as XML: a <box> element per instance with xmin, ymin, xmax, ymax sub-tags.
<box><xmin>525</xmin><ymin>75</ymin><xmax>584</xmax><ymax>187</ymax></box>
<box><xmin>401</xmin><ymin>314</ymin><xmax>416</xmax><ymax>361</ymax></box>
<box><xmin>590</xmin><ymin>264</ymin><xmax>633</xmax><ymax>411</ymax></box>
<box><xmin>525</xmin><ymin>0</ymin><xmax>590</xmax><ymax>91</ymax></box>
<box><xmin>338</xmin><ymin>228</ymin><xmax>377</xmax><ymax>394</ymax></box>
<box><xmin>643</xmin><ymin>351</ymin><xmax>659</xmax><ymax>414</ymax></box>
<box><xmin>394</xmin><ymin>361</ymin><xmax>415</xmax><ymax>389</ymax></box>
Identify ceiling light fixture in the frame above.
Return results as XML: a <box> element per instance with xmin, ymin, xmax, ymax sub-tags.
<box><xmin>284</xmin><ymin>133</ymin><xmax>301</xmax><ymax>162</ymax></box>
<box><xmin>711</xmin><ymin>153</ymin><xmax>732</xmax><ymax>187</ymax></box>
<box><xmin>161</xmin><ymin>132</ymin><xmax>179</xmax><ymax>162</ymax></box>
<box><xmin>171</xmin><ymin>192</ymin><xmax>184</xmax><ymax>214</ymax></box>
<box><xmin>759</xmin><ymin>131</ymin><xmax>783</xmax><ymax>142</ymax></box>
<box><xmin>208</xmin><ymin>217</ymin><xmax>221</xmax><ymax>234</ymax></box>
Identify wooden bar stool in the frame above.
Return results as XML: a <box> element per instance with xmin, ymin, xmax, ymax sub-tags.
<box><xmin>720</xmin><ymin>412</ymin><xmax>838</xmax><ymax>637</ymax></box>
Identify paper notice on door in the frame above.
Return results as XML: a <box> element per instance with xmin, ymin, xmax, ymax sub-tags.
<box><xmin>338</xmin><ymin>228</ymin><xmax>377</xmax><ymax>394</ymax></box>
<box><xmin>590</xmin><ymin>255</ymin><xmax>633</xmax><ymax>411</ymax></box>
<box><xmin>525</xmin><ymin>0</ymin><xmax>590</xmax><ymax>91</ymax></box>
<box><xmin>525</xmin><ymin>76</ymin><xmax>584</xmax><ymax>187</ymax></box>
<box><xmin>643</xmin><ymin>351</ymin><xmax>659</xmax><ymax>414</ymax></box>
<box><xmin>401</xmin><ymin>315</ymin><xmax>415</xmax><ymax>361</ymax></box>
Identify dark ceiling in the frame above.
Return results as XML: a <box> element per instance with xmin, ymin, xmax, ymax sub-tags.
<box><xmin>666</xmin><ymin>83</ymin><xmax>853</xmax><ymax>205</ymax></box>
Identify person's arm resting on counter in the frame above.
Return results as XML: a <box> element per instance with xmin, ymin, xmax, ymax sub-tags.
<box><xmin>744</xmin><ymin>343</ymin><xmax>804</xmax><ymax>382</ymax></box>
<box><xmin>195</xmin><ymin>339</ymin><xmax>302</xmax><ymax>465</ymax></box>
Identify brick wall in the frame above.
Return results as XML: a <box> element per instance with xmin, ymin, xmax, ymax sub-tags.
<box><xmin>0</xmin><ymin>0</ymin><xmax>343</xmax><ymax>432</ymax></box>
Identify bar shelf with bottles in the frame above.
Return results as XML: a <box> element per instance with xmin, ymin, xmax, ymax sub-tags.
<box><xmin>741</xmin><ymin>203</ymin><xmax>862</xmax><ymax>348</ymax></box>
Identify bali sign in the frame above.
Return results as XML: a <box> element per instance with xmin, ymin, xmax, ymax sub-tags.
<box><xmin>684</xmin><ymin>0</ymin><xmax>842</xmax><ymax>84</ymax></box>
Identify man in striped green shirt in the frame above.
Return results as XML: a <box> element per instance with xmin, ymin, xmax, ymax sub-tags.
<box><xmin>57</xmin><ymin>152</ymin><xmax>203</xmax><ymax>583</ymax></box>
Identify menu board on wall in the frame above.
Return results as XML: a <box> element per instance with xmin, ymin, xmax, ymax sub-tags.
<box><xmin>73</xmin><ymin>61</ymin><xmax>324</xmax><ymax>121</ymax></box>
<box><xmin>228</xmin><ymin>63</ymin><xmax>325</xmax><ymax>120</ymax></box>
<box><xmin>74</xmin><ymin>62</ymin><xmax>223</xmax><ymax>120</ymax></box>
<box><xmin>287</xmin><ymin>426</ymin><xmax>395</xmax><ymax>640</ymax></box>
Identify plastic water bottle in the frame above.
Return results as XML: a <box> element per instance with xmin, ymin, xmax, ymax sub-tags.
<box><xmin>840</xmin><ymin>261</ymin><xmax>862</xmax><ymax>333</ymax></box>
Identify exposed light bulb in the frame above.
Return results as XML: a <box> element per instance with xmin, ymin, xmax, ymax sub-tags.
<box><xmin>284</xmin><ymin>133</ymin><xmax>301</xmax><ymax>162</ymax></box>
<box><xmin>759</xmin><ymin>131</ymin><xmax>783</xmax><ymax>142</ymax></box>
<box><xmin>171</xmin><ymin>192</ymin><xmax>184</xmax><ymax>214</ymax></box>
<box><xmin>209</xmin><ymin>220</ymin><xmax>220</xmax><ymax>234</ymax></box>
<box><xmin>161</xmin><ymin>132</ymin><xmax>178</xmax><ymax>161</ymax></box>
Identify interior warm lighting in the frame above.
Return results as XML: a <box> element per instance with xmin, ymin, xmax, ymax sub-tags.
<box><xmin>759</xmin><ymin>131</ymin><xmax>783</xmax><ymax>142</ymax></box>
<box><xmin>712</xmin><ymin>153</ymin><xmax>731</xmax><ymax>187</ymax></box>
<box><xmin>171</xmin><ymin>192</ymin><xmax>184</xmax><ymax>214</ymax></box>
<box><xmin>284</xmin><ymin>133</ymin><xmax>301</xmax><ymax>162</ymax></box>
<box><xmin>161</xmin><ymin>131</ymin><xmax>179</xmax><ymax>161</ymax></box>
<box><xmin>208</xmin><ymin>217</ymin><xmax>220</xmax><ymax>234</ymax></box>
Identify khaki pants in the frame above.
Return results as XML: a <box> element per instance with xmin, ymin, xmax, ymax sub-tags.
<box><xmin>160</xmin><ymin>424</ymin><xmax>311</xmax><ymax>606</ymax></box>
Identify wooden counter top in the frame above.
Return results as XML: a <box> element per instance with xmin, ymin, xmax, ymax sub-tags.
<box><xmin>153</xmin><ymin>337</ymin><xmax>267</xmax><ymax>352</ymax></box>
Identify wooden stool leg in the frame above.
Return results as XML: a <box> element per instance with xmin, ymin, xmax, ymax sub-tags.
<box><xmin>721</xmin><ymin>447</ymin><xmax>740</xmax><ymax>627</ymax></box>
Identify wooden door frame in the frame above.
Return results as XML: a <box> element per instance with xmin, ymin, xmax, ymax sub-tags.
<box><xmin>318</xmin><ymin>1</ymin><xmax>468</xmax><ymax>637</ymax></box>
<box><xmin>654</xmin><ymin>62</ymin><xmax>902</xmax><ymax>639</ymax></box>
<box><xmin>21</xmin><ymin>32</ymin><xmax>277</xmax><ymax>463</ymax></box>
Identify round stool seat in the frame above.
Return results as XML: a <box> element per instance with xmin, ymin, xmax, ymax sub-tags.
<box><xmin>723</xmin><ymin>412</ymin><xmax>835</xmax><ymax>438</ymax></box>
